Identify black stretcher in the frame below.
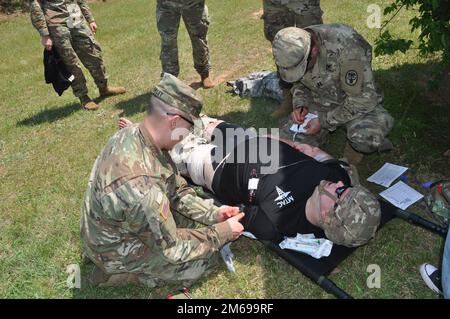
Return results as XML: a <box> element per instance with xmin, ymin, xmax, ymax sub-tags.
<box><xmin>261</xmin><ymin>199</ymin><xmax>448</xmax><ymax>299</ymax></box>
<box><xmin>194</xmin><ymin>184</ymin><xmax>448</xmax><ymax>299</ymax></box>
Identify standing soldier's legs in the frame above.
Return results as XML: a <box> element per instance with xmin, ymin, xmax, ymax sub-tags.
<box><xmin>71</xmin><ymin>23</ymin><xmax>108</xmax><ymax>90</ymax></box>
<box><xmin>262</xmin><ymin>0</ymin><xmax>295</xmax><ymax>42</ymax></box>
<box><xmin>182</xmin><ymin>1</ymin><xmax>211</xmax><ymax>78</ymax></box>
<box><xmin>293</xmin><ymin>6</ymin><xmax>323</xmax><ymax>28</ymax></box>
<box><xmin>156</xmin><ymin>0</ymin><xmax>182</xmax><ymax>77</ymax></box>
<box><xmin>48</xmin><ymin>25</ymin><xmax>88</xmax><ymax>98</ymax></box>
<box><xmin>287</xmin><ymin>0</ymin><xmax>323</xmax><ymax>28</ymax></box>
<box><xmin>345</xmin><ymin>106</ymin><xmax>394</xmax><ymax>154</ymax></box>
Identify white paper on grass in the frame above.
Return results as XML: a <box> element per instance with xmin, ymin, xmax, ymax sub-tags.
<box><xmin>380</xmin><ymin>181</ymin><xmax>424</xmax><ymax>210</ymax></box>
<box><xmin>367</xmin><ymin>163</ymin><xmax>408</xmax><ymax>187</ymax></box>
<box><xmin>289</xmin><ymin>113</ymin><xmax>318</xmax><ymax>134</ymax></box>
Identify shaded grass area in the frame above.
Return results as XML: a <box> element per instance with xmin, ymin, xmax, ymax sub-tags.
<box><xmin>0</xmin><ymin>0</ymin><xmax>448</xmax><ymax>298</ymax></box>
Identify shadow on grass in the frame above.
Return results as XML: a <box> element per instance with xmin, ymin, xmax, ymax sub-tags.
<box><xmin>17</xmin><ymin>91</ymin><xmax>154</xmax><ymax>127</ymax></box>
<box><xmin>17</xmin><ymin>101</ymin><xmax>81</xmax><ymax>126</ymax></box>
<box><xmin>69</xmin><ymin>60</ymin><xmax>448</xmax><ymax>299</ymax></box>
<box><xmin>220</xmin><ymin>89</ymin><xmax>278</xmax><ymax>130</ymax></box>
<box><xmin>114</xmin><ymin>92</ymin><xmax>152</xmax><ymax>117</ymax></box>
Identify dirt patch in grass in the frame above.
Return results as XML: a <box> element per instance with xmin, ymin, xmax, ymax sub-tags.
<box><xmin>213</xmin><ymin>48</ymin><xmax>272</xmax><ymax>86</ymax></box>
<box><xmin>188</xmin><ymin>46</ymin><xmax>271</xmax><ymax>89</ymax></box>
<box><xmin>251</xmin><ymin>8</ymin><xmax>264</xmax><ymax>20</ymax></box>
<box><xmin>0</xmin><ymin>11</ymin><xmax>25</xmax><ymax>21</ymax></box>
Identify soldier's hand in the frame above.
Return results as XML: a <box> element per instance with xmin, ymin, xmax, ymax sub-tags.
<box><xmin>217</xmin><ymin>205</ymin><xmax>240</xmax><ymax>222</ymax></box>
<box><xmin>90</xmin><ymin>22</ymin><xmax>98</xmax><ymax>34</ymax></box>
<box><xmin>304</xmin><ymin>118</ymin><xmax>321</xmax><ymax>135</ymax></box>
<box><xmin>292</xmin><ymin>107</ymin><xmax>309</xmax><ymax>124</ymax></box>
<box><xmin>41</xmin><ymin>36</ymin><xmax>53</xmax><ymax>51</ymax></box>
<box><xmin>226</xmin><ymin>213</ymin><xmax>245</xmax><ymax>241</ymax></box>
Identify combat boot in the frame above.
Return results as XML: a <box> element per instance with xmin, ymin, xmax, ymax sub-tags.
<box><xmin>81</xmin><ymin>253</ymin><xmax>93</xmax><ymax>265</ymax></box>
<box><xmin>377</xmin><ymin>138</ymin><xmax>394</xmax><ymax>152</ymax></box>
<box><xmin>343</xmin><ymin>142</ymin><xmax>364</xmax><ymax>166</ymax></box>
<box><xmin>79</xmin><ymin>95</ymin><xmax>99</xmax><ymax>110</ymax></box>
<box><xmin>89</xmin><ymin>265</ymin><xmax>140</xmax><ymax>287</ymax></box>
<box><xmin>98</xmin><ymin>84</ymin><xmax>127</xmax><ymax>97</ymax></box>
<box><xmin>201</xmin><ymin>73</ymin><xmax>215</xmax><ymax>89</ymax></box>
<box><xmin>271</xmin><ymin>88</ymin><xmax>292</xmax><ymax>119</ymax></box>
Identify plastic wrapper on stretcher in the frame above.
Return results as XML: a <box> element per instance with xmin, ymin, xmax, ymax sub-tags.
<box><xmin>279</xmin><ymin>233</ymin><xmax>333</xmax><ymax>259</ymax></box>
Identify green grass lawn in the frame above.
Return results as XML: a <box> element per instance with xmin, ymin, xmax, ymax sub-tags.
<box><xmin>0</xmin><ymin>0</ymin><xmax>449</xmax><ymax>299</ymax></box>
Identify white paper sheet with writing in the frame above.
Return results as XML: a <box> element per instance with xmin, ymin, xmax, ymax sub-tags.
<box><xmin>289</xmin><ymin>113</ymin><xmax>318</xmax><ymax>134</ymax></box>
<box><xmin>367</xmin><ymin>163</ymin><xmax>408</xmax><ymax>187</ymax></box>
<box><xmin>380</xmin><ymin>181</ymin><xmax>424</xmax><ymax>210</ymax></box>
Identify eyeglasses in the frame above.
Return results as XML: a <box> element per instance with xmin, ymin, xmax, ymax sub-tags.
<box><xmin>332</xmin><ymin>185</ymin><xmax>351</xmax><ymax>210</ymax></box>
<box><xmin>335</xmin><ymin>185</ymin><xmax>351</xmax><ymax>199</ymax></box>
<box><xmin>166</xmin><ymin>112</ymin><xmax>194</xmax><ymax>126</ymax></box>
<box><xmin>318</xmin><ymin>183</ymin><xmax>351</xmax><ymax>208</ymax></box>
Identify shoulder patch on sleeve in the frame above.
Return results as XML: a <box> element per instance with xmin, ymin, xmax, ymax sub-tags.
<box><xmin>159</xmin><ymin>195</ymin><xmax>170</xmax><ymax>221</ymax></box>
<box><xmin>341</xmin><ymin>60</ymin><xmax>364</xmax><ymax>95</ymax></box>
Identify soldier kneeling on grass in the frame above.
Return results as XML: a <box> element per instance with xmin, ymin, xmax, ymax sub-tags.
<box><xmin>271</xmin><ymin>24</ymin><xmax>395</xmax><ymax>165</ymax></box>
<box><xmin>81</xmin><ymin>73</ymin><xmax>244</xmax><ymax>288</ymax></box>
<box><xmin>30</xmin><ymin>0</ymin><xmax>126</xmax><ymax>110</ymax></box>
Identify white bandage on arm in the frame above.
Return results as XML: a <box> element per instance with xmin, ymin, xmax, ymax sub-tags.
<box><xmin>186</xmin><ymin>144</ymin><xmax>217</xmax><ymax>187</ymax></box>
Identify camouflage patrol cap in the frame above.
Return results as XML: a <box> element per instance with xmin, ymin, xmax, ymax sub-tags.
<box><xmin>272</xmin><ymin>27</ymin><xmax>311</xmax><ymax>83</ymax></box>
<box><xmin>319</xmin><ymin>184</ymin><xmax>381</xmax><ymax>248</ymax></box>
<box><xmin>152</xmin><ymin>73</ymin><xmax>203</xmax><ymax>123</ymax></box>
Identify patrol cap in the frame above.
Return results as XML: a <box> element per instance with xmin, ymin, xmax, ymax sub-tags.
<box><xmin>272</xmin><ymin>27</ymin><xmax>311</xmax><ymax>83</ymax></box>
<box><xmin>152</xmin><ymin>73</ymin><xmax>203</xmax><ymax>125</ymax></box>
<box><xmin>318</xmin><ymin>184</ymin><xmax>381</xmax><ymax>247</ymax></box>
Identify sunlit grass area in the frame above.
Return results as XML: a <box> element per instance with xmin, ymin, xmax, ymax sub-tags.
<box><xmin>0</xmin><ymin>0</ymin><xmax>448</xmax><ymax>298</ymax></box>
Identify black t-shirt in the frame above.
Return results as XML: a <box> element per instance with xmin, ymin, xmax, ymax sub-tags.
<box><xmin>212</xmin><ymin>136</ymin><xmax>350</xmax><ymax>242</ymax></box>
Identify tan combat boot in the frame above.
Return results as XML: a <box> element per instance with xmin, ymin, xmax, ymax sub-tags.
<box><xmin>99</xmin><ymin>85</ymin><xmax>127</xmax><ymax>97</ymax></box>
<box><xmin>343</xmin><ymin>142</ymin><xmax>364</xmax><ymax>166</ymax></box>
<box><xmin>271</xmin><ymin>88</ymin><xmax>293</xmax><ymax>119</ymax></box>
<box><xmin>80</xmin><ymin>95</ymin><xmax>99</xmax><ymax>110</ymax></box>
<box><xmin>201</xmin><ymin>74</ymin><xmax>215</xmax><ymax>89</ymax></box>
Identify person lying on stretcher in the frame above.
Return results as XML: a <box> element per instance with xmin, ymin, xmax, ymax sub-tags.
<box><xmin>119</xmin><ymin>116</ymin><xmax>381</xmax><ymax>247</ymax></box>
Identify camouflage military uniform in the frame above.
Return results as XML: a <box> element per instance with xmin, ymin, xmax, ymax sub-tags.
<box><xmin>263</xmin><ymin>0</ymin><xmax>323</xmax><ymax>42</ymax></box>
<box><xmin>275</xmin><ymin>24</ymin><xmax>394</xmax><ymax>153</ymax></box>
<box><xmin>30</xmin><ymin>0</ymin><xmax>107</xmax><ymax>98</ymax></box>
<box><xmin>156</xmin><ymin>0</ymin><xmax>210</xmax><ymax>77</ymax></box>
<box><xmin>81</xmin><ymin>124</ymin><xmax>233</xmax><ymax>286</ymax></box>
<box><xmin>81</xmin><ymin>74</ymin><xmax>233</xmax><ymax>287</ymax></box>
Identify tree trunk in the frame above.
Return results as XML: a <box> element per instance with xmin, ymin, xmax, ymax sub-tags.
<box><xmin>437</xmin><ymin>44</ymin><xmax>450</xmax><ymax>105</ymax></box>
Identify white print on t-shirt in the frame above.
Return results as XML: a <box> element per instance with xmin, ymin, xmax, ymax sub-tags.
<box><xmin>274</xmin><ymin>186</ymin><xmax>294</xmax><ymax>208</ymax></box>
